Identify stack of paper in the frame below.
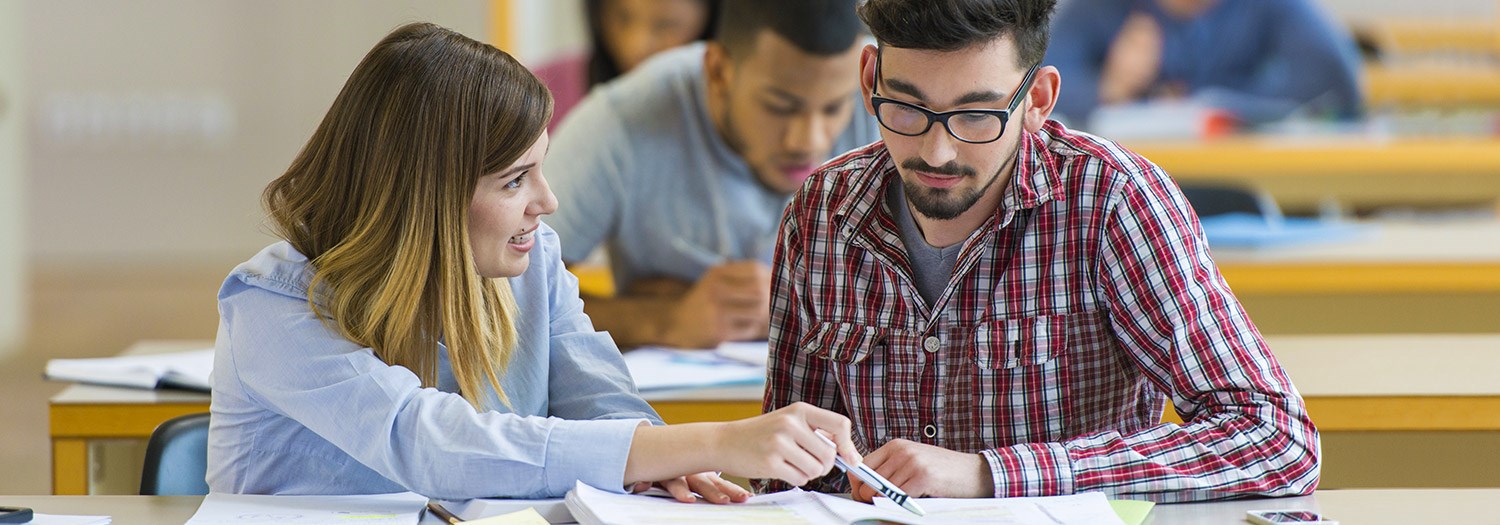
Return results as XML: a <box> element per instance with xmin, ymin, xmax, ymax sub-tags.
<box><xmin>183</xmin><ymin>492</ymin><xmax>428</xmax><ymax>525</ymax></box>
<box><xmin>45</xmin><ymin>348</ymin><xmax>214</xmax><ymax>392</ymax></box>
<box><xmin>564</xmin><ymin>481</ymin><xmax>1130</xmax><ymax>525</ymax></box>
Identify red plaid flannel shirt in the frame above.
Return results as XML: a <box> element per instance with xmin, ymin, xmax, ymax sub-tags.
<box><xmin>762</xmin><ymin>121</ymin><xmax>1318</xmax><ymax>502</ymax></box>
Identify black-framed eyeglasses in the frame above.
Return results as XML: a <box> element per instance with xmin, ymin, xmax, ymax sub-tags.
<box><xmin>870</xmin><ymin>47</ymin><xmax>1039</xmax><ymax>144</ymax></box>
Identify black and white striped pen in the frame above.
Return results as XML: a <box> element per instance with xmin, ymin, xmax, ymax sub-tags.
<box><xmin>814</xmin><ymin>431</ymin><xmax>926</xmax><ymax>516</ymax></box>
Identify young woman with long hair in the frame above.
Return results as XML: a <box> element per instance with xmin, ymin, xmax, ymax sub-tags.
<box><xmin>206</xmin><ymin>22</ymin><xmax>854</xmax><ymax>502</ymax></box>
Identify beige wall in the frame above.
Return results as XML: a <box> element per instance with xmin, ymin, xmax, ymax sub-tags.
<box><xmin>0</xmin><ymin>1</ymin><xmax>23</xmax><ymax>359</ymax></box>
<box><xmin>1319</xmin><ymin>0</ymin><xmax>1497</xmax><ymax>24</ymax></box>
<box><xmin>23</xmin><ymin>0</ymin><xmax>489</xmax><ymax>268</ymax></box>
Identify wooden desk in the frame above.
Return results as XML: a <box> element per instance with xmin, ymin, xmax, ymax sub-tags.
<box><xmin>48</xmin><ymin>341</ymin><xmax>216</xmax><ymax>496</ymax></box>
<box><xmin>1212</xmin><ymin>218</ymin><xmax>1500</xmax><ymax>333</ymax></box>
<box><xmin>1128</xmin><ymin>137</ymin><xmax>1500</xmax><ymax>210</ymax></box>
<box><xmin>1267</xmin><ymin>334</ymin><xmax>1500</xmax><ymax>432</ymax></box>
<box><xmin>48</xmin><ymin>341</ymin><xmax>762</xmax><ymax>495</ymax></box>
<box><xmin>1154</xmin><ymin>334</ymin><xmax>1500</xmax><ymax>433</ymax></box>
<box><xmin>6</xmin><ymin>489</ymin><xmax>1500</xmax><ymax>524</ymax></box>
<box><xmin>1369</xmin><ymin>19</ymin><xmax>1499</xmax><ymax>56</ymax></box>
<box><xmin>1366</xmin><ymin>64</ymin><xmax>1500</xmax><ymax>107</ymax></box>
<box><xmin>1214</xmin><ymin>218</ymin><xmax>1500</xmax><ymax>295</ymax></box>
<box><xmin>53</xmin><ymin>332</ymin><xmax>1500</xmax><ymax>493</ymax></box>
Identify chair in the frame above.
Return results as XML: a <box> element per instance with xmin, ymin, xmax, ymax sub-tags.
<box><xmin>1178</xmin><ymin>182</ymin><xmax>1282</xmax><ymax>220</ymax></box>
<box><xmin>140</xmin><ymin>412</ymin><xmax>211</xmax><ymax>495</ymax></box>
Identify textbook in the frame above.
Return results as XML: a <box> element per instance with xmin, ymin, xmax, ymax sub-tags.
<box><xmin>44</xmin><ymin>348</ymin><xmax>214</xmax><ymax>392</ymax></box>
<box><xmin>183</xmin><ymin>492</ymin><xmax>427</xmax><ymax>525</ymax></box>
<box><xmin>564</xmin><ymin>481</ymin><xmax>1127</xmax><ymax>525</ymax></box>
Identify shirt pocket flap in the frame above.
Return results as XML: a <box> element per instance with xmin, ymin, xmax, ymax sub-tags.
<box><xmin>972</xmin><ymin>314</ymin><xmax>1069</xmax><ymax>369</ymax></box>
<box><xmin>799</xmin><ymin>322</ymin><xmax>886</xmax><ymax>365</ymax></box>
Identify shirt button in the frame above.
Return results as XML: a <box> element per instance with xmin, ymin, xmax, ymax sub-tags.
<box><xmin>923</xmin><ymin>424</ymin><xmax>938</xmax><ymax>438</ymax></box>
<box><xmin>922</xmin><ymin>336</ymin><xmax>941</xmax><ymax>353</ymax></box>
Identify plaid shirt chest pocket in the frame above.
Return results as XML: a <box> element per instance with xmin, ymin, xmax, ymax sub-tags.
<box><xmin>966</xmin><ymin>314</ymin><xmax>1071</xmax><ymax>447</ymax></box>
<box><xmin>800</xmin><ymin>322</ymin><xmax>924</xmax><ymax>451</ymax></box>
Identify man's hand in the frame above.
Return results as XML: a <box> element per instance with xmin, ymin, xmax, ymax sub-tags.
<box><xmin>657</xmin><ymin>261</ymin><xmax>772</xmax><ymax>348</ymax></box>
<box><xmin>849</xmin><ymin>439</ymin><xmax>994</xmax><ymax>501</ymax></box>
<box><xmin>1099</xmin><ymin>12</ymin><xmax>1162</xmax><ymax>105</ymax></box>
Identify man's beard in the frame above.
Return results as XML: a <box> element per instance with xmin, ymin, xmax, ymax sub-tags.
<box><xmin>899</xmin><ymin>158</ymin><xmax>1001</xmax><ymax>220</ymax></box>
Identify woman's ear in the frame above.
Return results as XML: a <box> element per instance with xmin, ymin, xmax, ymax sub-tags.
<box><xmin>1023</xmin><ymin>65</ymin><xmax>1061</xmax><ymax>133</ymax></box>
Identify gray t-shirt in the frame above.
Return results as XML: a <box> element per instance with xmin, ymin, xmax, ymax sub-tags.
<box><xmin>886</xmin><ymin>180</ymin><xmax>963</xmax><ymax>308</ymax></box>
<box><xmin>546</xmin><ymin>42</ymin><xmax>881</xmax><ymax>288</ymax></box>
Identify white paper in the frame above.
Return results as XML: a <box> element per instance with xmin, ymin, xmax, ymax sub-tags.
<box><xmin>565</xmin><ymin>481</ymin><xmax>1124</xmax><ymax>525</ymax></box>
<box><xmin>437</xmin><ymin>497</ymin><xmax>572</xmax><ymax>524</ymax></box>
<box><xmin>863</xmin><ymin>491</ymin><xmax>1126</xmax><ymax>525</ymax></box>
<box><xmin>45</xmin><ymin>348</ymin><xmax>214</xmax><ymax>391</ymax></box>
<box><xmin>713</xmin><ymin>341</ymin><xmax>770</xmax><ymax>367</ymax></box>
<box><xmin>566</xmin><ymin>482</ymin><xmax>839</xmax><ymax>525</ymax></box>
<box><xmin>184</xmin><ymin>492</ymin><xmax>428</xmax><ymax>525</ymax></box>
<box><xmin>621</xmin><ymin>347</ymin><xmax>763</xmax><ymax>391</ymax></box>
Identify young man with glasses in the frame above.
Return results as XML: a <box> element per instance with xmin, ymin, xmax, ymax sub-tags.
<box><xmin>762</xmin><ymin>0</ymin><xmax>1318</xmax><ymax>502</ymax></box>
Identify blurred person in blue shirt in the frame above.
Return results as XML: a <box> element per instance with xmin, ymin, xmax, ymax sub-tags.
<box><xmin>1045</xmin><ymin>0</ymin><xmax>1364</xmax><ymax>127</ymax></box>
<box><xmin>207</xmin><ymin>22</ymin><xmax>860</xmax><ymax>501</ymax></box>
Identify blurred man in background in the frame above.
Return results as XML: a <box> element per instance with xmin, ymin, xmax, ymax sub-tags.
<box><xmin>546</xmin><ymin>0</ymin><xmax>878</xmax><ymax>349</ymax></box>
<box><xmin>1046</xmin><ymin>0</ymin><xmax>1363</xmax><ymax>127</ymax></box>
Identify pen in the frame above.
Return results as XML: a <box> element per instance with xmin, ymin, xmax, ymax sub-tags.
<box><xmin>814</xmin><ymin>431</ymin><xmax>926</xmax><ymax>516</ymax></box>
<box><xmin>426</xmin><ymin>501</ymin><xmax>464</xmax><ymax>524</ymax></box>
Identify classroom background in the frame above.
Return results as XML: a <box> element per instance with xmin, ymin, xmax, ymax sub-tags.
<box><xmin>2</xmin><ymin>0</ymin><xmax>1499</xmax><ymax>496</ymax></box>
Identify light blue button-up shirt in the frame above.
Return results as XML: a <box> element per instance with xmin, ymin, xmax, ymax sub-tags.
<box><xmin>206</xmin><ymin>223</ymin><xmax>661</xmax><ymax>500</ymax></box>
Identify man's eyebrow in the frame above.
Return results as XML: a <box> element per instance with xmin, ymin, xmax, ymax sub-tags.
<box><xmin>885</xmin><ymin>77</ymin><xmax>1010</xmax><ymax>108</ymax></box>
<box><xmin>953</xmin><ymin>90</ymin><xmax>1007</xmax><ymax>106</ymax></box>
<box><xmin>764</xmin><ymin>86</ymin><xmax>804</xmax><ymax>105</ymax></box>
<box><xmin>884</xmin><ymin>78</ymin><xmax>928</xmax><ymax>103</ymax></box>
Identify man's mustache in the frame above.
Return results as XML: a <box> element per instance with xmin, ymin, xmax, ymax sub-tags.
<box><xmin>901</xmin><ymin>158</ymin><xmax>976</xmax><ymax>178</ymax></box>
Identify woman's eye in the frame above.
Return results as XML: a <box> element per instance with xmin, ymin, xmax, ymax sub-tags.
<box><xmin>504</xmin><ymin>173</ymin><xmax>526</xmax><ymax>190</ymax></box>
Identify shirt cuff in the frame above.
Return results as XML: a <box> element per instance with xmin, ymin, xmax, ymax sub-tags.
<box><xmin>544</xmin><ymin>417</ymin><xmax>646</xmax><ymax>496</ymax></box>
<box><xmin>980</xmin><ymin>442</ymin><xmax>1075</xmax><ymax>497</ymax></box>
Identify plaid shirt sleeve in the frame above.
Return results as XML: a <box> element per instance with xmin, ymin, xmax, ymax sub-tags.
<box><xmin>979</xmin><ymin>162</ymin><xmax>1320</xmax><ymax>502</ymax></box>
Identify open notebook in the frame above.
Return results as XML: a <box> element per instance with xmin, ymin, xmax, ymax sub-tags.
<box><xmin>564</xmin><ymin>481</ymin><xmax>1128</xmax><ymax>525</ymax></box>
<box><xmin>44</xmin><ymin>348</ymin><xmax>214</xmax><ymax>392</ymax></box>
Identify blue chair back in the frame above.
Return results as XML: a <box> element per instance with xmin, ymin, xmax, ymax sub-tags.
<box><xmin>1179</xmin><ymin>182</ymin><xmax>1281</xmax><ymax>219</ymax></box>
<box><xmin>140</xmin><ymin>412</ymin><xmax>211</xmax><ymax>495</ymax></box>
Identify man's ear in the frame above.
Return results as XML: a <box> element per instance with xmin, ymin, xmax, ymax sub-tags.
<box><xmin>1023</xmin><ymin>65</ymin><xmax>1061</xmax><ymax>133</ymax></box>
<box><xmin>703</xmin><ymin>41</ymin><xmax>733</xmax><ymax>100</ymax></box>
<box><xmin>858</xmin><ymin>44</ymin><xmax>879</xmax><ymax>117</ymax></box>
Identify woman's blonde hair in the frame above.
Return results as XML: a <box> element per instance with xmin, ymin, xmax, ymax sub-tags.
<box><xmin>263</xmin><ymin>22</ymin><xmax>553</xmax><ymax>410</ymax></box>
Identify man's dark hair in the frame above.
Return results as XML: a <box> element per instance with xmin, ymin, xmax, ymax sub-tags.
<box><xmin>714</xmin><ymin>0</ymin><xmax>865</xmax><ymax>60</ymax></box>
<box><xmin>858</xmin><ymin>0</ymin><xmax>1056</xmax><ymax>68</ymax></box>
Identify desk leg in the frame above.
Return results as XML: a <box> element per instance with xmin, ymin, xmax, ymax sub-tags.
<box><xmin>52</xmin><ymin>438</ymin><xmax>89</xmax><ymax>495</ymax></box>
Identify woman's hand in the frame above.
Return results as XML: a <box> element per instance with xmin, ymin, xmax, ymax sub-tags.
<box><xmin>650</xmin><ymin>472</ymin><xmax>752</xmax><ymax>504</ymax></box>
<box><xmin>625</xmin><ymin>402</ymin><xmax>860</xmax><ymax>490</ymax></box>
<box><xmin>713</xmin><ymin>402</ymin><xmax>861</xmax><ymax>486</ymax></box>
